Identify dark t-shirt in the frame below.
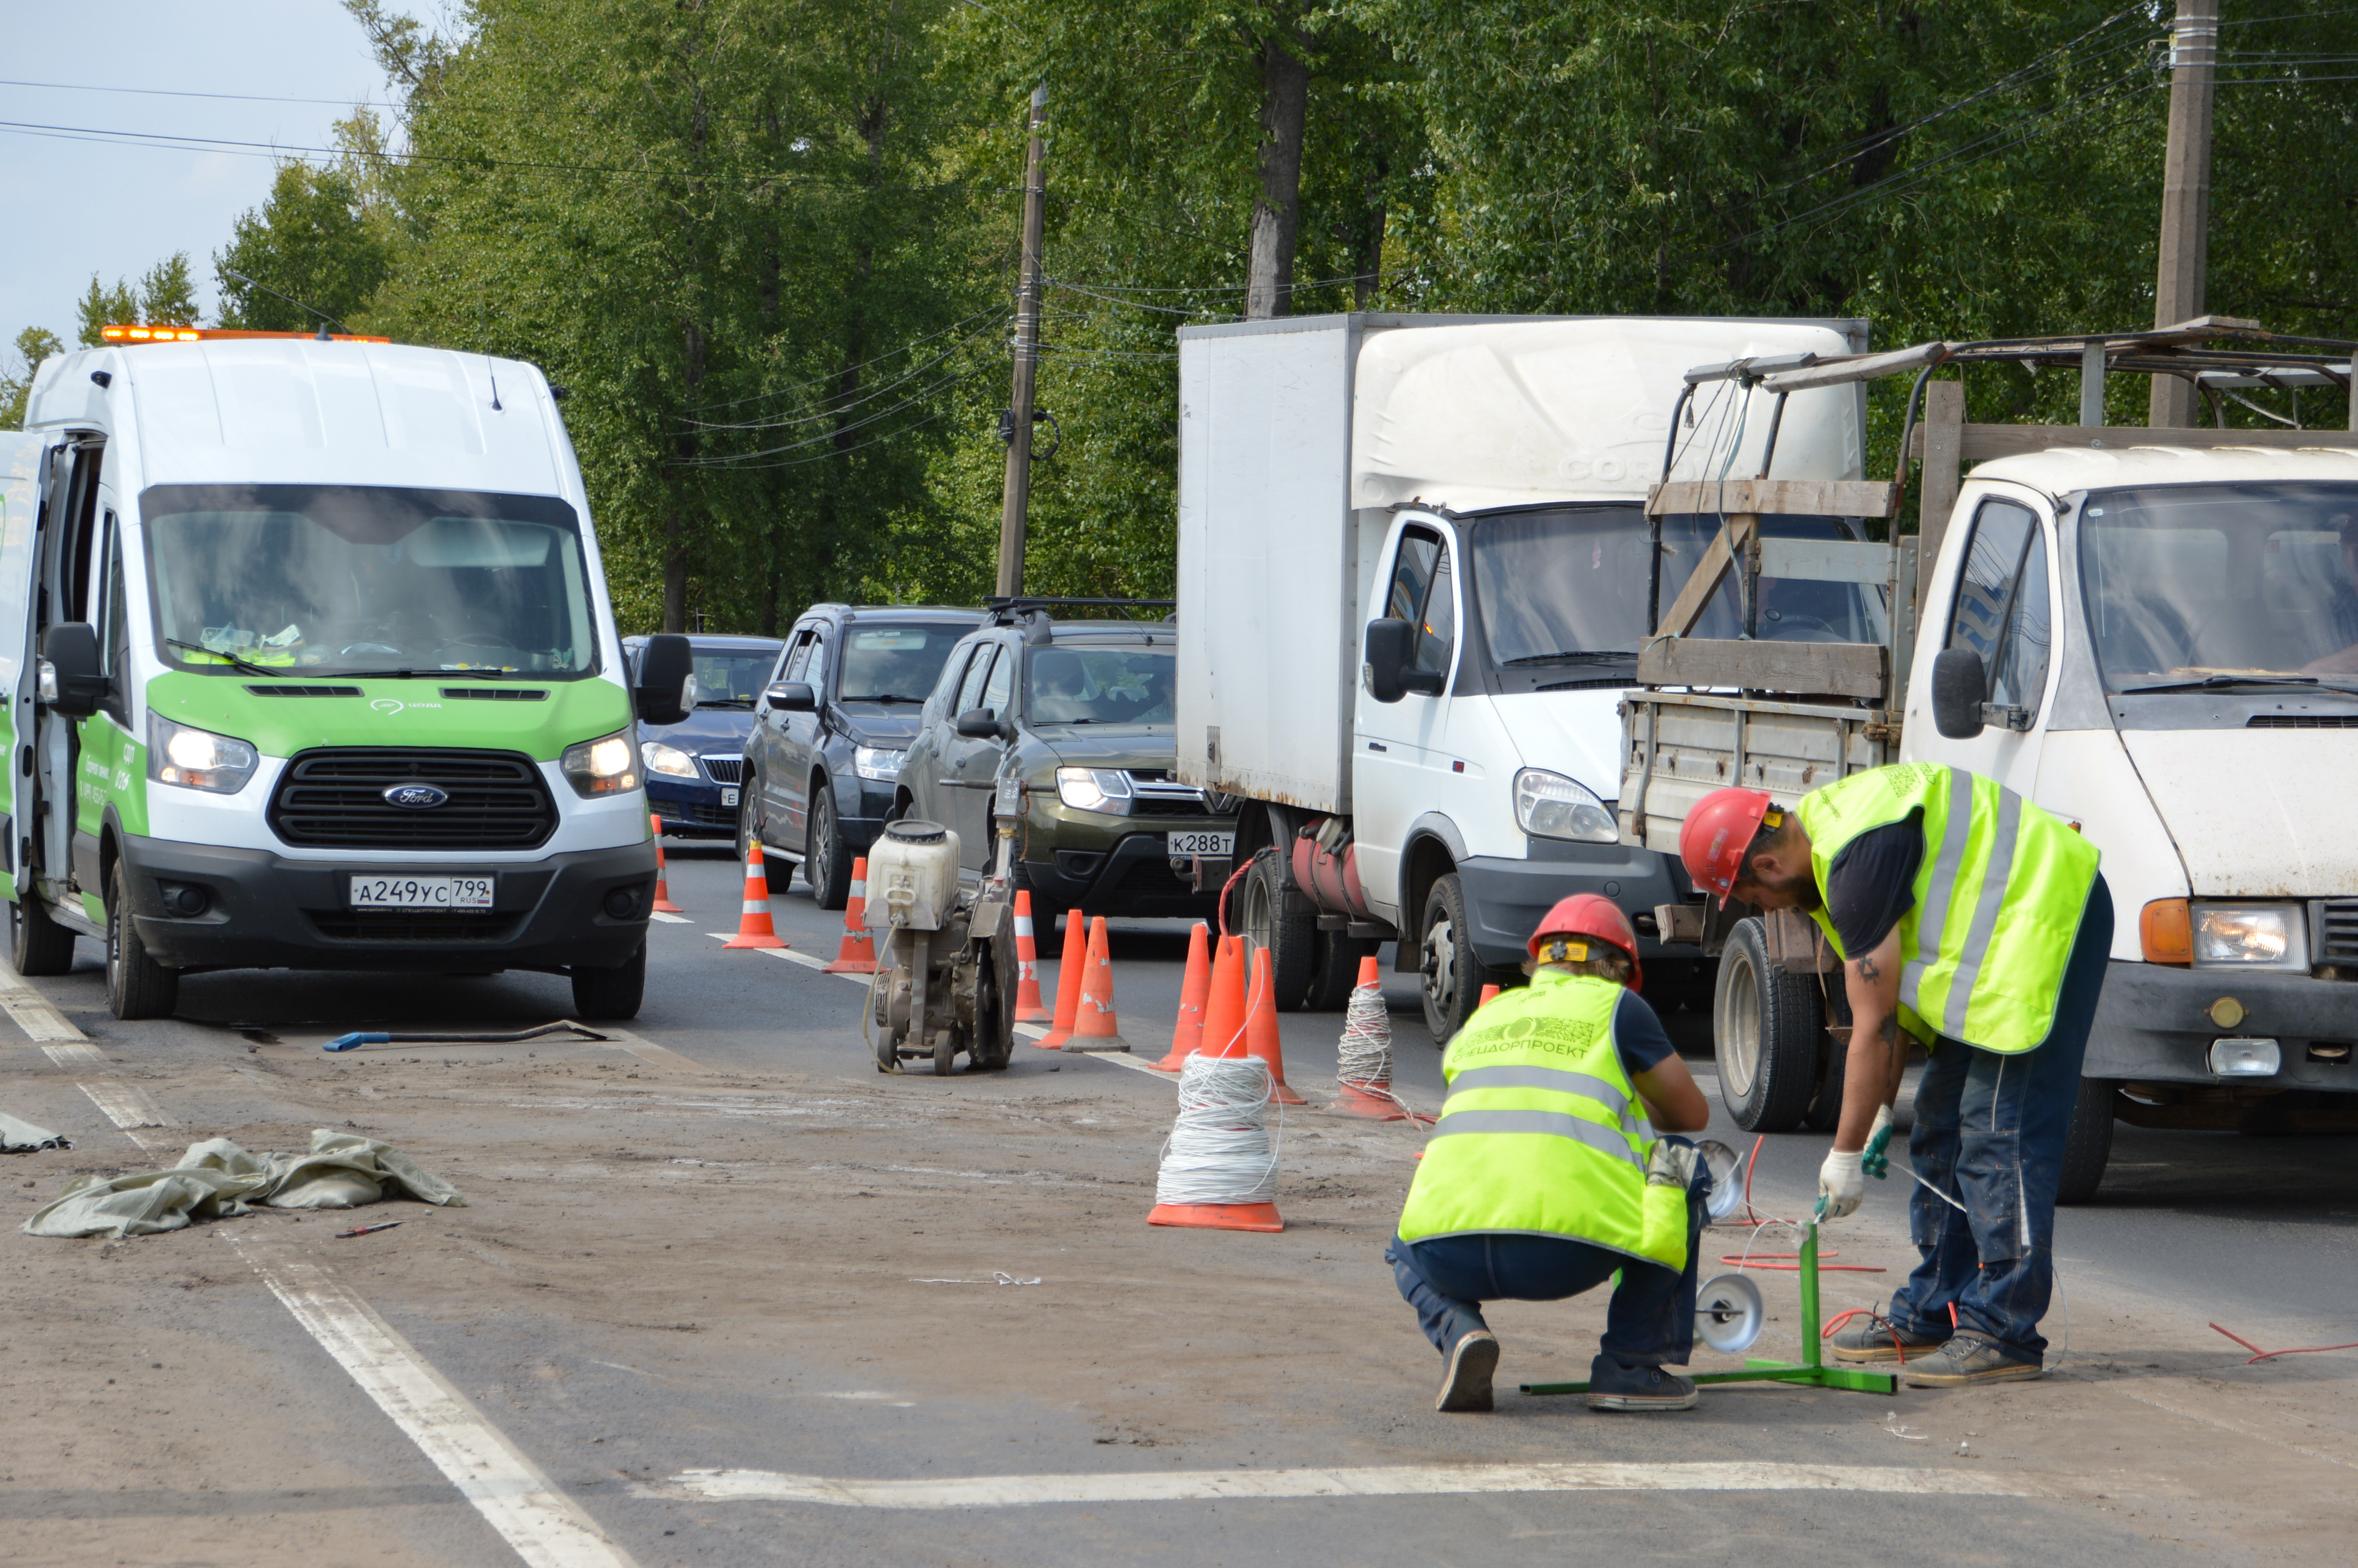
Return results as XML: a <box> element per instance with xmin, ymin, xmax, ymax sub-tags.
<box><xmin>1824</xmin><ymin>814</ymin><xmax>1925</xmax><ymax>957</ymax></box>
<box><xmin>1613</xmin><ymin>988</ymin><xmax>1676</xmax><ymax>1079</ymax></box>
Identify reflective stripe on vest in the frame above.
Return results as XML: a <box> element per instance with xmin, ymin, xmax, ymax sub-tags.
<box><xmin>1799</xmin><ymin>763</ymin><xmax>2098</xmax><ymax>1055</ymax></box>
<box><xmin>1427</xmin><ymin>1107</ymin><xmax>1646</xmax><ymax>1173</ymax></box>
<box><xmin>1442</xmin><ymin>1063</ymin><xmax>1640</xmax><ymax>1132</ymax></box>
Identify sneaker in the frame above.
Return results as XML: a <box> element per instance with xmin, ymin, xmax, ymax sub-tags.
<box><xmin>1585</xmin><ymin>1355</ymin><xmax>1698</xmax><ymax>1412</ymax></box>
<box><xmin>1901</xmin><ymin>1332</ymin><xmax>2043</xmax><ymax>1388</ymax></box>
<box><xmin>1828</xmin><ymin>1316</ymin><xmax>1946</xmax><ymax>1363</ymax></box>
<box><xmin>1436</xmin><ymin>1330</ymin><xmax>1499</xmax><ymax>1412</ymax></box>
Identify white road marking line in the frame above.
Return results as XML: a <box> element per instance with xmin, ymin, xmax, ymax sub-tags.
<box><xmin>0</xmin><ymin>962</ymin><xmax>89</xmax><ymax>1042</ymax></box>
<box><xmin>233</xmin><ymin>1242</ymin><xmax>640</xmax><ymax>1567</ymax></box>
<box><xmin>79</xmin><ymin>1079</ymin><xmax>176</xmax><ymax>1135</ymax></box>
<box><xmin>2116</xmin><ymin>1387</ymin><xmax>2358</xmax><ymax>1472</ymax></box>
<box><xmin>648</xmin><ymin>912</ymin><xmax>690</xmax><ymax>924</ymax></box>
<box><xmin>662</xmin><ymin>1461</ymin><xmax>2038</xmax><ymax>1508</ymax></box>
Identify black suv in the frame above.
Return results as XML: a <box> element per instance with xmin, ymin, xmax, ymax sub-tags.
<box><xmin>738</xmin><ymin>604</ymin><xmax>982</xmax><ymax>908</ymax></box>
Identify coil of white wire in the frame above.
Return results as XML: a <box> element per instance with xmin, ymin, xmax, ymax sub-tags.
<box><xmin>1155</xmin><ymin>1054</ymin><xmax>1279</xmax><ymax>1207</ymax></box>
<box><xmin>1334</xmin><ymin>981</ymin><xmax>1392</xmax><ymax>1091</ymax></box>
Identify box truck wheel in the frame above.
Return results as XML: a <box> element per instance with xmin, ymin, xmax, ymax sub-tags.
<box><xmin>572</xmin><ymin>942</ymin><xmax>646</xmax><ymax>1022</ymax></box>
<box><xmin>1240</xmin><ymin>853</ymin><xmax>1317</xmax><ymax>1010</ymax></box>
<box><xmin>2057</xmin><ymin>1078</ymin><xmax>2118</xmax><ymax>1205</ymax></box>
<box><xmin>105</xmin><ymin>864</ymin><xmax>179</xmax><ymax>1021</ymax></box>
<box><xmin>1418</xmin><ymin>873</ymin><xmax>1499</xmax><ymax>1044</ymax></box>
<box><xmin>1306</xmin><ymin>931</ymin><xmax>1376</xmax><ymax>1011</ymax></box>
<box><xmin>9</xmin><ymin>894</ymin><xmax>76</xmax><ymax>977</ymax></box>
<box><xmin>1712</xmin><ymin>917</ymin><xmax>1818</xmax><ymax>1132</ymax></box>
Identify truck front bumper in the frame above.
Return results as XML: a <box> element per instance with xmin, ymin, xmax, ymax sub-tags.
<box><xmin>1457</xmin><ymin>842</ymin><xmax>1686</xmax><ymax>971</ymax></box>
<box><xmin>2084</xmin><ymin>960</ymin><xmax>2358</xmax><ymax>1090</ymax></box>
<box><xmin>117</xmin><ymin>833</ymin><xmax>658</xmax><ymax>976</ymax></box>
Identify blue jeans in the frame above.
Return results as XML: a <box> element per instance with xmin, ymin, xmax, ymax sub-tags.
<box><xmin>1387</xmin><ymin>1141</ymin><xmax>1710</xmax><ymax>1368</ymax></box>
<box><xmin>1888</xmin><ymin>873</ymin><xmax>2113</xmax><ymax>1363</ymax></box>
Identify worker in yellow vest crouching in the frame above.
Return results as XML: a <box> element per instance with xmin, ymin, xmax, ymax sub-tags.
<box><xmin>1388</xmin><ymin>895</ymin><xmax>1715</xmax><ymax>1414</ymax></box>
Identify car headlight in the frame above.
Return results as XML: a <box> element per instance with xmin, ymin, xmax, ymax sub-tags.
<box><xmin>562</xmin><ymin>727</ymin><xmax>641</xmax><ymax>797</ymax></box>
<box><xmin>1513</xmin><ymin>768</ymin><xmax>1618</xmax><ymax>844</ymax></box>
<box><xmin>854</xmin><ymin>746</ymin><xmax>905</xmax><ymax>782</ymax></box>
<box><xmin>2191</xmin><ymin>904</ymin><xmax>2309</xmax><ymax>971</ymax></box>
<box><xmin>1056</xmin><ymin>766</ymin><xmax>1133</xmax><ymax>815</ymax></box>
<box><xmin>639</xmin><ymin>740</ymin><xmax>698</xmax><ymax>779</ymax></box>
<box><xmin>147</xmin><ymin>713</ymin><xmax>259</xmax><ymax>795</ymax></box>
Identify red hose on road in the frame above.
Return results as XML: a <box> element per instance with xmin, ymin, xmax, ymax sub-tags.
<box><xmin>2209</xmin><ymin>1322</ymin><xmax>2358</xmax><ymax>1364</ymax></box>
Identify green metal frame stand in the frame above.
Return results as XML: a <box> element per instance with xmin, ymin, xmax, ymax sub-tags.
<box><xmin>1520</xmin><ymin>1223</ymin><xmax>1899</xmax><ymax>1398</ymax></box>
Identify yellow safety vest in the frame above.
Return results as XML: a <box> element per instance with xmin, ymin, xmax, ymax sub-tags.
<box><xmin>1397</xmin><ymin>970</ymin><xmax>1688</xmax><ymax>1271</ymax></box>
<box><xmin>1798</xmin><ymin>762</ymin><xmax>2099</xmax><ymax>1054</ymax></box>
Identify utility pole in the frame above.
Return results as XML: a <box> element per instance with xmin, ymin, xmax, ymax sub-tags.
<box><xmin>996</xmin><ymin>84</ymin><xmax>1049</xmax><ymax>600</ymax></box>
<box><xmin>2151</xmin><ymin>0</ymin><xmax>2218</xmax><ymax>428</ymax></box>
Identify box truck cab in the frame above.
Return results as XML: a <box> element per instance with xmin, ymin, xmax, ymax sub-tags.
<box><xmin>0</xmin><ymin>329</ymin><xmax>693</xmax><ymax>1021</ymax></box>
<box><xmin>1176</xmin><ymin>313</ymin><xmax>1878</xmax><ymax>1040</ymax></box>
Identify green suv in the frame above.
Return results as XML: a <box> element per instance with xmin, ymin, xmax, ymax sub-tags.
<box><xmin>894</xmin><ymin>609</ymin><xmax>1236</xmax><ymax>946</ymax></box>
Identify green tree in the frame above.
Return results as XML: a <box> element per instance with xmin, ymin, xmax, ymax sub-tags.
<box><xmin>75</xmin><ymin>276</ymin><xmax>139</xmax><ymax>347</ymax></box>
<box><xmin>216</xmin><ymin>162</ymin><xmax>397</xmax><ymax>332</ymax></box>
<box><xmin>1</xmin><ymin>326</ymin><xmax>67</xmax><ymax>430</ymax></box>
<box><xmin>139</xmin><ymin>252</ymin><xmax>201</xmax><ymax>327</ymax></box>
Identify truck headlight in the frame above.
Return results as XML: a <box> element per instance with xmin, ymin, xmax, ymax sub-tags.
<box><xmin>2191</xmin><ymin>904</ymin><xmax>2308</xmax><ymax>971</ymax></box>
<box><xmin>1513</xmin><ymin>768</ymin><xmax>1617</xmax><ymax>844</ymax></box>
<box><xmin>562</xmin><ymin>727</ymin><xmax>641</xmax><ymax>797</ymax></box>
<box><xmin>1056</xmin><ymin>766</ymin><xmax>1132</xmax><ymax>815</ymax></box>
<box><xmin>854</xmin><ymin>746</ymin><xmax>905</xmax><ymax>782</ymax></box>
<box><xmin>639</xmin><ymin>740</ymin><xmax>698</xmax><ymax>779</ymax></box>
<box><xmin>148</xmin><ymin>714</ymin><xmax>260</xmax><ymax>794</ymax></box>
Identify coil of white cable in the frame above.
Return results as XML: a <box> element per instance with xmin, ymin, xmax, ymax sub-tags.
<box><xmin>1155</xmin><ymin>1054</ymin><xmax>1280</xmax><ymax>1207</ymax></box>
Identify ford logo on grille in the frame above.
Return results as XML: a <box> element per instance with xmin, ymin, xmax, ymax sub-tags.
<box><xmin>383</xmin><ymin>784</ymin><xmax>450</xmax><ymax>810</ymax></box>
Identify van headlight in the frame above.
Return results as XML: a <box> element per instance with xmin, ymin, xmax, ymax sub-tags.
<box><xmin>562</xmin><ymin>727</ymin><xmax>641</xmax><ymax>797</ymax></box>
<box><xmin>639</xmin><ymin>740</ymin><xmax>698</xmax><ymax>779</ymax></box>
<box><xmin>2191</xmin><ymin>904</ymin><xmax>2308</xmax><ymax>971</ymax></box>
<box><xmin>1513</xmin><ymin>768</ymin><xmax>1618</xmax><ymax>844</ymax></box>
<box><xmin>148</xmin><ymin>714</ymin><xmax>260</xmax><ymax>794</ymax></box>
<box><xmin>854</xmin><ymin>746</ymin><xmax>904</xmax><ymax>782</ymax></box>
<box><xmin>1056</xmin><ymin>767</ymin><xmax>1133</xmax><ymax>815</ymax></box>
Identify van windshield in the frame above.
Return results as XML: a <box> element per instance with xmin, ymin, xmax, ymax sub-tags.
<box><xmin>2081</xmin><ymin>483</ymin><xmax>2358</xmax><ymax>689</ymax></box>
<box><xmin>141</xmin><ymin>485</ymin><xmax>597</xmax><ymax>678</ymax></box>
<box><xmin>1469</xmin><ymin>506</ymin><xmax>1888</xmax><ymax>672</ymax></box>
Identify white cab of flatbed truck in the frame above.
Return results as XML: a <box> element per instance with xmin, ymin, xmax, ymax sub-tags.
<box><xmin>1175</xmin><ymin>312</ymin><xmax>1875</xmax><ymax>1040</ymax></box>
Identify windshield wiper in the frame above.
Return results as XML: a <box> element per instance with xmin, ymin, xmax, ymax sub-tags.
<box><xmin>167</xmin><ymin>639</ymin><xmax>279</xmax><ymax>678</ymax></box>
<box><xmin>1501</xmin><ymin>650</ymin><xmax>1638</xmax><ymax>668</ymax></box>
<box><xmin>698</xmin><ymin>698</ymin><xmax>755</xmax><ymax>709</ymax></box>
<box><xmin>844</xmin><ymin>693</ymin><xmax>927</xmax><ymax>704</ymax></box>
<box><xmin>2119</xmin><ymin>674</ymin><xmax>2358</xmax><ymax>696</ymax></box>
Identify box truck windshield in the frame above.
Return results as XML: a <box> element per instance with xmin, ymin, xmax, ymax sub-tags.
<box><xmin>142</xmin><ymin>484</ymin><xmax>597</xmax><ymax>678</ymax></box>
<box><xmin>2080</xmin><ymin>483</ymin><xmax>2358</xmax><ymax>686</ymax></box>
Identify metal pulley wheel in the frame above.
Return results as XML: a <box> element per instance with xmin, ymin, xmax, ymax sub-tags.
<box><xmin>1697</xmin><ymin>1139</ymin><xmax>1746</xmax><ymax>1222</ymax></box>
<box><xmin>1695</xmin><ymin>1272</ymin><xmax>1765</xmax><ymax>1354</ymax></box>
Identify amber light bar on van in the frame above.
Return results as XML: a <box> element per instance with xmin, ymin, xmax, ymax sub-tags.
<box><xmin>98</xmin><ymin>324</ymin><xmax>392</xmax><ymax>345</ymax></box>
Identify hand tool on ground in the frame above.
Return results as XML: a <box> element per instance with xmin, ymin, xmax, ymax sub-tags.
<box><xmin>323</xmin><ymin>1021</ymin><xmax>609</xmax><ymax>1052</ymax></box>
<box><xmin>334</xmin><ymin>1221</ymin><xmax>403</xmax><ymax>1238</ymax></box>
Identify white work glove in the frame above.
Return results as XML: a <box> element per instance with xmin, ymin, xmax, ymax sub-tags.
<box><xmin>1817</xmin><ymin>1148</ymin><xmax>1865</xmax><ymax>1220</ymax></box>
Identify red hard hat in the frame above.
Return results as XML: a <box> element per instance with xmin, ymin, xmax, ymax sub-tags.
<box><xmin>1680</xmin><ymin>786</ymin><xmax>1775</xmax><ymax>907</ymax></box>
<box><xmin>1528</xmin><ymin>894</ymin><xmax>1644</xmax><ymax>992</ymax></box>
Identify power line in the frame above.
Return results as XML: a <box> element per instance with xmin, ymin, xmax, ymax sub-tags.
<box><xmin>0</xmin><ymin>77</ymin><xmax>396</xmax><ymax>110</ymax></box>
<box><xmin>680</xmin><ymin>305</ymin><xmax>1012</xmax><ymax>414</ymax></box>
<box><xmin>676</xmin><ymin>363</ymin><xmax>994</xmax><ymax>466</ymax></box>
<box><xmin>673</xmin><ymin>401</ymin><xmax>964</xmax><ymax>472</ymax></box>
<box><xmin>681</xmin><ymin>312</ymin><xmax>1011</xmax><ymax>431</ymax></box>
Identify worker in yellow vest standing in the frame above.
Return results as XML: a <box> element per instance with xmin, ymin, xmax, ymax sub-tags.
<box><xmin>1679</xmin><ymin>762</ymin><xmax>2111</xmax><ymax>1388</ymax></box>
<box><xmin>1389</xmin><ymin>895</ymin><xmax>1714</xmax><ymax>1414</ymax></box>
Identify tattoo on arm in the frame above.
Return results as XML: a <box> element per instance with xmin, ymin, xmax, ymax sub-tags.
<box><xmin>1857</xmin><ymin>956</ymin><xmax>1880</xmax><ymax>981</ymax></box>
<box><xmin>1879</xmin><ymin>1017</ymin><xmax>1900</xmax><ymax>1048</ymax></box>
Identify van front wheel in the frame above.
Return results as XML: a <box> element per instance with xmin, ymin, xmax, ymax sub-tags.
<box><xmin>572</xmin><ymin>942</ymin><xmax>646</xmax><ymax>1022</ymax></box>
<box><xmin>106</xmin><ymin>865</ymin><xmax>179</xmax><ymax>1020</ymax></box>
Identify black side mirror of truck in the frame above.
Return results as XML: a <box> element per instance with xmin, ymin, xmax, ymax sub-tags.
<box><xmin>1930</xmin><ymin>646</ymin><xmax>1988</xmax><ymax>739</ymax></box>
<box><xmin>1363</xmin><ymin>618</ymin><xmax>1442</xmax><ymax>703</ymax></box>
<box><xmin>765</xmin><ymin>681</ymin><xmax>816</xmax><ymax>713</ymax></box>
<box><xmin>37</xmin><ymin>622</ymin><xmax>105</xmax><ymax>720</ymax></box>
<box><xmin>955</xmin><ymin>707</ymin><xmax>1012</xmax><ymax>742</ymax></box>
<box><xmin>633</xmin><ymin>633</ymin><xmax>696</xmax><ymax>726</ymax></box>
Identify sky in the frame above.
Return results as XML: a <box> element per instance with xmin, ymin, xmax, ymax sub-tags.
<box><xmin>0</xmin><ymin>0</ymin><xmax>394</xmax><ymax>357</ymax></box>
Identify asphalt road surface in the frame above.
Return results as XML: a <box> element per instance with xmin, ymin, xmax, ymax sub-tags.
<box><xmin>1</xmin><ymin>840</ymin><xmax>2350</xmax><ymax>1566</ymax></box>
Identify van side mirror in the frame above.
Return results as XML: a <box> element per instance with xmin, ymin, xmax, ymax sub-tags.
<box><xmin>765</xmin><ymin>681</ymin><xmax>816</xmax><ymax>713</ymax></box>
<box><xmin>1930</xmin><ymin>646</ymin><xmax>1987</xmax><ymax>739</ymax></box>
<box><xmin>633</xmin><ymin>633</ymin><xmax>696</xmax><ymax>726</ymax></box>
<box><xmin>1363</xmin><ymin>617</ymin><xmax>1442</xmax><ymax>704</ymax></box>
<box><xmin>955</xmin><ymin>707</ymin><xmax>1012</xmax><ymax>742</ymax></box>
<box><xmin>38</xmin><ymin>622</ymin><xmax>105</xmax><ymax>720</ymax></box>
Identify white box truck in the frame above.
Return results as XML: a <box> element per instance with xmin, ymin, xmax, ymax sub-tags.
<box><xmin>1174</xmin><ymin>312</ymin><xmax>1887</xmax><ymax>1040</ymax></box>
<box><xmin>1618</xmin><ymin>321</ymin><xmax>2358</xmax><ymax>1197</ymax></box>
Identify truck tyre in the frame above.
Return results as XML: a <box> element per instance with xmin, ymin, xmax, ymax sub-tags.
<box><xmin>1418</xmin><ymin>872</ymin><xmax>1498</xmax><ymax>1045</ymax></box>
<box><xmin>1803</xmin><ymin>979</ymin><xmax>1850</xmax><ymax>1133</ymax></box>
<box><xmin>2057</xmin><ymin>1077</ymin><xmax>2118</xmax><ymax>1204</ymax></box>
<box><xmin>1305</xmin><ymin>931</ymin><xmax>1375</xmax><ymax>1011</ymax></box>
<box><xmin>105</xmin><ymin>864</ymin><xmax>179</xmax><ymax>1021</ymax></box>
<box><xmin>805</xmin><ymin>784</ymin><xmax>853</xmax><ymax>911</ymax></box>
<box><xmin>736</xmin><ymin>778</ymin><xmax>791</xmax><ymax>893</ymax></box>
<box><xmin>1240</xmin><ymin>852</ymin><xmax>1317</xmax><ymax>1010</ymax></box>
<box><xmin>572</xmin><ymin>942</ymin><xmax>646</xmax><ymax>1021</ymax></box>
<box><xmin>1713</xmin><ymin>917</ymin><xmax>1819</xmax><ymax>1132</ymax></box>
<box><xmin>10</xmin><ymin>894</ymin><xmax>76</xmax><ymax>977</ymax></box>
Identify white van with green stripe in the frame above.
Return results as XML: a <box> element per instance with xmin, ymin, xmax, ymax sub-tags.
<box><xmin>1</xmin><ymin>329</ymin><xmax>695</xmax><ymax>1021</ymax></box>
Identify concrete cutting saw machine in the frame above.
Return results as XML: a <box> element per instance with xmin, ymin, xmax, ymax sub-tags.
<box><xmin>863</xmin><ymin>787</ymin><xmax>1021</xmax><ymax>1075</ymax></box>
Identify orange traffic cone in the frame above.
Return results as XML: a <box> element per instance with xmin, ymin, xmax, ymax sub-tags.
<box><xmin>1200</xmin><ymin>936</ymin><xmax>1249</xmax><ymax>1060</ymax></box>
<box><xmin>1332</xmin><ymin>954</ymin><xmax>1407</xmax><ymax>1121</ymax></box>
<box><xmin>1066</xmin><ymin>916</ymin><xmax>1131</xmax><ymax>1052</ymax></box>
<box><xmin>1151</xmin><ymin>922</ymin><xmax>1212</xmax><ymax>1071</ymax></box>
<box><xmin>1036</xmin><ymin>908</ymin><xmax>1088</xmax><ymax>1048</ymax></box>
<box><xmin>822</xmin><ymin>855</ymin><xmax>880</xmax><ymax>973</ymax></box>
<box><xmin>1477</xmin><ymin>982</ymin><xmax>1501</xmax><ymax>1010</ymax></box>
<box><xmin>650</xmin><ymin>813</ymin><xmax>684</xmax><ymax>913</ymax></box>
<box><xmin>1011</xmin><ymin>890</ymin><xmax>1050</xmax><ymax>1023</ymax></box>
<box><xmin>721</xmin><ymin>838</ymin><xmax>788</xmax><ymax>949</ymax></box>
<box><xmin>1243</xmin><ymin>946</ymin><xmax>1306</xmax><ymax>1105</ymax></box>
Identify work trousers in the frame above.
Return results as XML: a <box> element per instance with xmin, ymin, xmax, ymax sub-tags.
<box><xmin>1387</xmin><ymin>1139</ymin><xmax>1710</xmax><ymax>1368</ymax></box>
<box><xmin>1888</xmin><ymin>873</ymin><xmax>2113</xmax><ymax>1363</ymax></box>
